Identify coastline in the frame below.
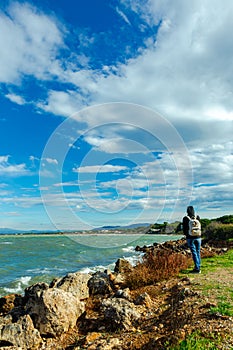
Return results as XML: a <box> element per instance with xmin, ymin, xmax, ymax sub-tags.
<box><xmin>0</xmin><ymin>232</ymin><xmax>181</xmax><ymax>237</ymax></box>
<box><xmin>0</xmin><ymin>238</ymin><xmax>232</xmax><ymax>349</ymax></box>
<box><xmin>0</xmin><ymin>234</ymin><xmax>182</xmax><ymax>298</ymax></box>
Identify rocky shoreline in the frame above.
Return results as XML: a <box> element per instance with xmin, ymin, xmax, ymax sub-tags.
<box><xmin>0</xmin><ymin>238</ymin><xmax>232</xmax><ymax>349</ymax></box>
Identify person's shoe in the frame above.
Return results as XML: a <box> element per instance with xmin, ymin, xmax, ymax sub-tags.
<box><xmin>191</xmin><ymin>269</ymin><xmax>201</xmax><ymax>274</ymax></box>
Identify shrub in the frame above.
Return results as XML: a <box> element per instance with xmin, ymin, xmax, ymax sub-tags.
<box><xmin>125</xmin><ymin>250</ymin><xmax>191</xmax><ymax>290</ymax></box>
<box><xmin>215</xmin><ymin>215</ymin><xmax>233</xmax><ymax>224</ymax></box>
<box><xmin>204</xmin><ymin>222</ymin><xmax>233</xmax><ymax>241</ymax></box>
<box><xmin>200</xmin><ymin>218</ymin><xmax>211</xmax><ymax>230</ymax></box>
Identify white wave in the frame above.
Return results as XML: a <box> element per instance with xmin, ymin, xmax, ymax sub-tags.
<box><xmin>122</xmin><ymin>246</ymin><xmax>135</xmax><ymax>253</ymax></box>
<box><xmin>123</xmin><ymin>253</ymin><xmax>143</xmax><ymax>266</ymax></box>
<box><xmin>4</xmin><ymin>276</ymin><xmax>32</xmax><ymax>295</ymax></box>
<box><xmin>20</xmin><ymin>276</ymin><xmax>32</xmax><ymax>285</ymax></box>
<box><xmin>26</xmin><ymin>267</ymin><xmax>65</xmax><ymax>275</ymax></box>
<box><xmin>79</xmin><ymin>267</ymin><xmax>95</xmax><ymax>274</ymax></box>
<box><xmin>79</xmin><ymin>263</ymin><xmax>116</xmax><ymax>274</ymax></box>
<box><xmin>0</xmin><ymin>241</ymin><xmax>13</xmax><ymax>245</ymax></box>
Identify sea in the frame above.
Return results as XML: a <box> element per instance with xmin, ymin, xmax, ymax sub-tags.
<box><xmin>0</xmin><ymin>233</ymin><xmax>182</xmax><ymax>297</ymax></box>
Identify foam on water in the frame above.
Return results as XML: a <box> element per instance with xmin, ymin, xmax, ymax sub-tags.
<box><xmin>0</xmin><ymin>234</ymin><xmax>182</xmax><ymax>297</ymax></box>
<box><xmin>122</xmin><ymin>246</ymin><xmax>136</xmax><ymax>253</ymax></box>
<box><xmin>3</xmin><ymin>276</ymin><xmax>32</xmax><ymax>295</ymax></box>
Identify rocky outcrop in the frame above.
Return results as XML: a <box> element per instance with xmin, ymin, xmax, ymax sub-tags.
<box><xmin>101</xmin><ymin>297</ymin><xmax>141</xmax><ymax>331</ymax></box>
<box><xmin>135</xmin><ymin>238</ymin><xmax>229</xmax><ymax>257</ymax></box>
<box><xmin>114</xmin><ymin>258</ymin><xmax>133</xmax><ymax>273</ymax></box>
<box><xmin>88</xmin><ymin>271</ymin><xmax>114</xmax><ymax>295</ymax></box>
<box><xmin>0</xmin><ymin>272</ymin><xmax>91</xmax><ymax>348</ymax></box>
<box><xmin>0</xmin><ymin>314</ymin><xmax>42</xmax><ymax>349</ymax></box>
<box><xmin>0</xmin><ymin>238</ymin><xmax>231</xmax><ymax>349</ymax></box>
<box><xmin>0</xmin><ymin>294</ymin><xmax>23</xmax><ymax>315</ymax></box>
<box><xmin>25</xmin><ymin>286</ymin><xmax>85</xmax><ymax>337</ymax></box>
<box><xmin>50</xmin><ymin>271</ymin><xmax>91</xmax><ymax>300</ymax></box>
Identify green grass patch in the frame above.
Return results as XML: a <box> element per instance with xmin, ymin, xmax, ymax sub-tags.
<box><xmin>209</xmin><ymin>301</ymin><xmax>233</xmax><ymax>317</ymax></box>
<box><xmin>201</xmin><ymin>249</ymin><xmax>233</xmax><ymax>270</ymax></box>
<box><xmin>168</xmin><ymin>331</ymin><xmax>222</xmax><ymax>349</ymax></box>
<box><xmin>181</xmin><ymin>249</ymin><xmax>233</xmax><ymax>275</ymax></box>
<box><xmin>180</xmin><ymin>249</ymin><xmax>233</xmax><ymax>306</ymax></box>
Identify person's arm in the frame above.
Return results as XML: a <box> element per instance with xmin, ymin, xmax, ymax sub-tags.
<box><xmin>182</xmin><ymin>216</ymin><xmax>189</xmax><ymax>236</ymax></box>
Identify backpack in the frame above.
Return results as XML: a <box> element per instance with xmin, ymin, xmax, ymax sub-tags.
<box><xmin>187</xmin><ymin>216</ymin><xmax>201</xmax><ymax>237</ymax></box>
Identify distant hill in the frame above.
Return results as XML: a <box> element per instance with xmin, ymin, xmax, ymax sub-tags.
<box><xmin>93</xmin><ymin>223</ymin><xmax>150</xmax><ymax>231</ymax></box>
<box><xmin>0</xmin><ymin>228</ymin><xmax>59</xmax><ymax>235</ymax></box>
<box><xmin>0</xmin><ymin>228</ymin><xmax>25</xmax><ymax>234</ymax></box>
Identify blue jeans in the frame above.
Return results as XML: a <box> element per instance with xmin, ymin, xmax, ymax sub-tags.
<box><xmin>187</xmin><ymin>238</ymin><xmax>201</xmax><ymax>271</ymax></box>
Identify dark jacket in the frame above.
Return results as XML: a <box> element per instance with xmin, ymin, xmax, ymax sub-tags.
<box><xmin>182</xmin><ymin>215</ymin><xmax>201</xmax><ymax>238</ymax></box>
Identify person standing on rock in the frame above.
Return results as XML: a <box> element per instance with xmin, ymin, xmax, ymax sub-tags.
<box><xmin>182</xmin><ymin>206</ymin><xmax>202</xmax><ymax>273</ymax></box>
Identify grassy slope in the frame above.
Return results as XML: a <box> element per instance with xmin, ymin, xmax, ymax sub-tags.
<box><xmin>170</xmin><ymin>249</ymin><xmax>233</xmax><ymax>349</ymax></box>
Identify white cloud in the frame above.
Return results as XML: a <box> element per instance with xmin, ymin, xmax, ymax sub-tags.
<box><xmin>75</xmin><ymin>164</ymin><xmax>128</xmax><ymax>173</ymax></box>
<box><xmin>37</xmin><ymin>90</ymin><xmax>85</xmax><ymax>117</ymax></box>
<box><xmin>0</xmin><ymin>155</ymin><xmax>30</xmax><ymax>176</ymax></box>
<box><xmin>116</xmin><ymin>6</ymin><xmax>131</xmax><ymax>25</ymax></box>
<box><xmin>4</xmin><ymin>1</ymin><xmax>233</xmax><ymax>131</ymax></box>
<box><xmin>1</xmin><ymin>1</ymin><xmax>233</xmax><ymax>224</ymax></box>
<box><xmin>1</xmin><ymin>194</ymin><xmax>43</xmax><ymax>208</ymax></box>
<box><xmin>0</xmin><ymin>155</ymin><xmax>9</xmax><ymax>163</ymax></box>
<box><xmin>44</xmin><ymin>158</ymin><xmax>58</xmax><ymax>165</ymax></box>
<box><xmin>0</xmin><ymin>163</ymin><xmax>29</xmax><ymax>176</ymax></box>
<box><xmin>0</xmin><ymin>2</ymin><xmax>64</xmax><ymax>84</ymax></box>
<box><xmin>5</xmin><ymin>93</ymin><xmax>26</xmax><ymax>105</ymax></box>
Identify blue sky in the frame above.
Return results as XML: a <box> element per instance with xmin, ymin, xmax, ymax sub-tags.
<box><xmin>0</xmin><ymin>0</ymin><xmax>232</xmax><ymax>231</ymax></box>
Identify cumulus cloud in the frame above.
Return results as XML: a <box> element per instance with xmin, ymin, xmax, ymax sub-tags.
<box><xmin>1</xmin><ymin>1</ymin><xmax>232</xmax><ymax>224</ymax></box>
<box><xmin>5</xmin><ymin>93</ymin><xmax>26</xmax><ymax>105</ymax></box>
<box><xmin>75</xmin><ymin>164</ymin><xmax>128</xmax><ymax>173</ymax></box>
<box><xmin>0</xmin><ymin>2</ymin><xmax>64</xmax><ymax>83</ymax></box>
<box><xmin>44</xmin><ymin>158</ymin><xmax>58</xmax><ymax>165</ymax></box>
<box><xmin>0</xmin><ymin>163</ymin><xmax>29</xmax><ymax>176</ymax></box>
<box><xmin>0</xmin><ymin>155</ymin><xmax>30</xmax><ymax>176</ymax></box>
<box><xmin>28</xmin><ymin>0</ymin><xmax>232</xmax><ymax>155</ymax></box>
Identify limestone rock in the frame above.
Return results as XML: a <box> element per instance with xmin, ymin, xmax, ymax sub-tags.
<box><xmin>88</xmin><ymin>271</ymin><xmax>113</xmax><ymax>295</ymax></box>
<box><xmin>114</xmin><ymin>258</ymin><xmax>133</xmax><ymax>273</ymax></box>
<box><xmin>25</xmin><ymin>287</ymin><xmax>85</xmax><ymax>337</ymax></box>
<box><xmin>50</xmin><ymin>272</ymin><xmax>91</xmax><ymax>300</ymax></box>
<box><xmin>102</xmin><ymin>297</ymin><xmax>141</xmax><ymax>330</ymax></box>
<box><xmin>24</xmin><ymin>282</ymin><xmax>49</xmax><ymax>302</ymax></box>
<box><xmin>0</xmin><ymin>294</ymin><xmax>23</xmax><ymax>315</ymax></box>
<box><xmin>114</xmin><ymin>288</ymin><xmax>132</xmax><ymax>301</ymax></box>
<box><xmin>135</xmin><ymin>292</ymin><xmax>153</xmax><ymax>307</ymax></box>
<box><xmin>112</xmin><ymin>273</ymin><xmax>126</xmax><ymax>286</ymax></box>
<box><xmin>0</xmin><ymin>314</ymin><xmax>42</xmax><ymax>350</ymax></box>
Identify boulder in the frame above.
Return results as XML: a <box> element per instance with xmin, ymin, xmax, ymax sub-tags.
<box><xmin>114</xmin><ymin>258</ymin><xmax>133</xmax><ymax>273</ymax></box>
<box><xmin>0</xmin><ymin>314</ymin><xmax>42</xmax><ymax>349</ymax></box>
<box><xmin>24</xmin><ymin>282</ymin><xmax>49</xmax><ymax>302</ymax></box>
<box><xmin>88</xmin><ymin>272</ymin><xmax>113</xmax><ymax>295</ymax></box>
<box><xmin>25</xmin><ymin>287</ymin><xmax>85</xmax><ymax>337</ymax></box>
<box><xmin>114</xmin><ymin>288</ymin><xmax>132</xmax><ymax>301</ymax></box>
<box><xmin>0</xmin><ymin>294</ymin><xmax>23</xmax><ymax>315</ymax></box>
<box><xmin>101</xmin><ymin>297</ymin><xmax>141</xmax><ymax>330</ymax></box>
<box><xmin>134</xmin><ymin>292</ymin><xmax>153</xmax><ymax>307</ymax></box>
<box><xmin>50</xmin><ymin>272</ymin><xmax>91</xmax><ymax>300</ymax></box>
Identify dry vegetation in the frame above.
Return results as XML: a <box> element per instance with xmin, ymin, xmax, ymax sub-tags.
<box><xmin>42</xmin><ymin>243</ymin><xmax>233</xmax><ymax>350</ymax></box>
<box><xmin>125</xmin><ymin>250</ymin><xmax>192</xmax><ymax>289</ymax></box>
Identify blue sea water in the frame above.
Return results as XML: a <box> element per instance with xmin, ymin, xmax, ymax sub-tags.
<box><xmin>0</xmin><ymin>233</ymin><xmax>181</xmax><ymax>297</ymax></box>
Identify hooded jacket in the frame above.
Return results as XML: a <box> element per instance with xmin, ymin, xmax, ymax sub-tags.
<box><xmin>182</xmin><ymin>206</ymin><xmax>201</xmax><ymax>238</ymax></box>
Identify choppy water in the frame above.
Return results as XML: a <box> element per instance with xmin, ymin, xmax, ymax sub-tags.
<box><xmin>0</xmin><ymin>233</ymin><xmax>181</xmax><ymax>297</ymax></box>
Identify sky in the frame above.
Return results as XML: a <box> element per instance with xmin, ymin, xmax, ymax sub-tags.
<box><xmin>0</xmin><ymin>0</ymin><xmax>232</xmax><ymax>231</ymax></box>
